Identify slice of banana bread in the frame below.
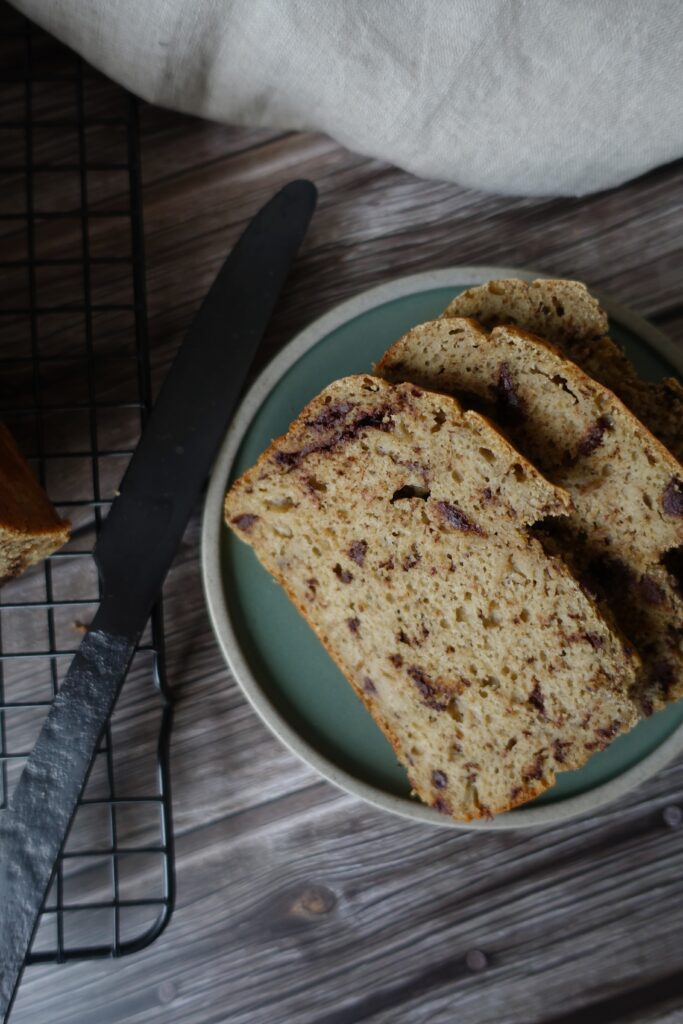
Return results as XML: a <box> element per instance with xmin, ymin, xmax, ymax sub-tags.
<box><xmin>225</xmin><ymin>375</ymin><xmax>638</xmax><ymax>821</ymax></box>
<box><xmin>377</xmin><ymin>319</ymin><xmax>683</xmax><ymax>713</ymax></box>
<box><xmin>0</xmin><ymin>423</ymin><xmax>70</xmax><ymax>582</ymax></box>
<box><xmin>443</xmin><ymin>278</ymin><xmax>683</xmax><ymax>462</ymax></box>
<box><xmin>443</xmin><ymin>278</ymin><xmax>609</xmax><ymax>343</ymax></box>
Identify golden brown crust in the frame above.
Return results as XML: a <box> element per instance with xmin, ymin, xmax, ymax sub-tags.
<box><xmin>0</xmin><ymin>423</ymin><xmax>70</xmax><ymax>581</ymax></box>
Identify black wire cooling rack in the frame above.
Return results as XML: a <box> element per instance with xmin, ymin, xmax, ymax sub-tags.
<box><xmin>0</xmin><ymin>6</ymin><xmax>174</xmax><ymax>962</ymax></box>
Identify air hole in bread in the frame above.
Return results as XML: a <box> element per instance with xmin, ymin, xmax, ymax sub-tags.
<box><xmin>272</xmin><ymin>522</ymin><xmax>293</xmax><ymax>538</ymax></box>
<box><xmin>265</xmin><ymin>497</ymin><xmax>295</xmax><ymax>512</ymax></box>
<box><xmin>390</xmin><ymin>484</ymin><xmax>431</xmax><ymax>503</ymax></box>
<box><xmin>431</xmin><ymin>409</ymin><xmax>447</xmax><ymax>433</ymax></box>
<box><xmin>446</xmin><ymin>700</ymin><xmax>463</xmax><ymax>723</ymax></box>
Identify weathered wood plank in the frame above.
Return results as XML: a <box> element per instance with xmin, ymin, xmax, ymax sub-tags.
<box><xmin>140</xmin><ymin>131</ymin><xmax>683</xmax><ymax>379</ymax></box>
<box><xmin>9</xmin><ymin>765</ymin><xmax>683</xmax><ymax>1024</ymax></box>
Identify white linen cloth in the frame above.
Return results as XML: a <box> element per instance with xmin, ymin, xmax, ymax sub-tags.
<box><xmin>11</xmin><ymin>0</ymin><xmax>683</xmax><ymax>196</ymax></box>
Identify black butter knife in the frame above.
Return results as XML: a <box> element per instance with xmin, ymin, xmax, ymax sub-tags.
<box><xmin>0</xmin><ymin>179</ymin><xmax>317</xmax><ymax>1019</ymax></box>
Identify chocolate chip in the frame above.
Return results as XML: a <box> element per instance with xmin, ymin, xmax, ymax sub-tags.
<box><xmin>274</xmin><ymin>404</ymin><xmax>395</xmax><ymax>472</ymax></box>
<box><xmin>522</xmin><ymin>753</ymin><xmax>545</xmax><ymax>782</ymax></box>
<box><xmin>527</xmin><ymin>682</ymin><xmax>546</xmax><ymax>716</ymax></box>
<box><xmin>363</xmin><ymin>677</ymin><xmax>377</xmax><ymax>694</ymax></box>
<box><xmin>354</xmin><ymin>408</ymin><xmax>395</xmax><ymax>433</ymax></box>
<box><xmin>306</xmin><ymin>401</ymin><xmax>354</xmax><ymax>431</ymax></box>
<box><xmin>584</xmin><ymin>632</ymin><xmax>605</xmax><ymax>650</ymax></box>
<box><xmin>379</xmin><ymin>557</ymin><xmax>395</xmax><ymax>571</ymax></box>
<box><xmin>347</xmin><ymin>617</ymin><xmax>361</xmax><ymax>634</ymax></box>
<box><xmin>389</xmin><ymin>454</ymin><xmax>429</xmax><ymax>478</ymax></box>
<box><xmin>348</xmin><ymin>540</ymin><xmax>368</xmax><ymax>566</ymax></box>
<box><xmin>509</xmin><ymin>786</ymin><xmax>523</xmax><ymax>802</ymax></box>
<box><xmin>431</xmin><ymin>769</ymin><xmax>448</xmax><ymax>789</ymax></box>
<box><xmin>552</xmin><ymin>738</ymin><xmax>571</xmax><ymax>764</ymax></box>
<box><xmin>495</xmin><ymin>362</ymin><xmax>524</xmax><ymax>426</ymax></box>
<box><xmin>408</xmin><ymin>666</ymin><xmax>447</xmax><ymax>710</ymax></box>
<box><xmin>398</xmin><ymin>629</ymin><xmax>411</xmax><ymax>645</ymax></box>
<box><xmin>388</xmin><ymin>653</ymin><xmax>403</xmax><ymax>668</ymax></box>
<box><xmin>274</xmin><ymin>449</ymin><xmax>301</xmax><ymax>470</ymax></box>
<box><xmin>436</xmin><ymin>501</ymin><xmax>483</xmax><ymax>534</ymax></box>
<box><xmin>433</xmin><ymin>796</ymin><xmax>453</xmax><ymax>816</ymax></box>
<box><xmin>577</xmin><ymin>415</ymin><xmax>611</xmax><ymax>457</ymax></box>
<box><xmin>230</xmin><ymin>513</ymin><xmax>259</xmax><ymax>531</ymax></box>
<box><xmin>639</xmin><ymin>575</ymin><xmax>666</xmax><ymax>605</ymax></box>
<box><xmin>662</xmin><ymin>477</ymin><xmax>683</xmax><ymax>517</ymax></box>
<box><xmin>402</xmin><ymin>543</ymin><xmax>421</xmax><ymax>570</ymax></box>
<box><xmin>596</xmin><ymin>718</ymin><xmax>622</xmax><ymax>742</ymax></box>
<box><xmin>333</xmin><ymin>564</ymin><xmax>353</xmax><ymax>583</ymax></box>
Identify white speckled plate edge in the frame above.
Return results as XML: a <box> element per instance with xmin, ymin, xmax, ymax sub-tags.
<box><xmin>201</xmin><ymin>266</ymin><xmax>683</xmax><ymax>831</ymax></box>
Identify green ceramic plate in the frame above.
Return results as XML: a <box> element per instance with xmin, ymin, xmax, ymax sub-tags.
<box><xmin>202</xmin><ymin>267</ymin><xmax>683</xmax><ymax>829</ymax></box>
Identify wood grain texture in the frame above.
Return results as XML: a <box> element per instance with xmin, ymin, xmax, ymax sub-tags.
<box><xmin>4</xmin><ymin>15</ymin><xmax>683</xmax><ymax>1024</ymax></box>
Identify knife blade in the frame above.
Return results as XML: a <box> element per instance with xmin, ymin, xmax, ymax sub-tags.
<box><xmin>0</xmin><ymin>179</ymin><xmax>317</xmax><ymax>1019</ymax></box>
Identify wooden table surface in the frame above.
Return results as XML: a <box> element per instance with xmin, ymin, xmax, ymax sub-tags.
<box><xmin>5</xmin><ymin>10</ymin><xmax>683</xmax><ymax>1024</ymax></box>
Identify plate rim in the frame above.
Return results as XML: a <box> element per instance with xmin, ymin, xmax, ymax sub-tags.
<box><xmin>201</xmin><ymin>265</ymin><xmax>683</xmax><ymax>831</ymax></box>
